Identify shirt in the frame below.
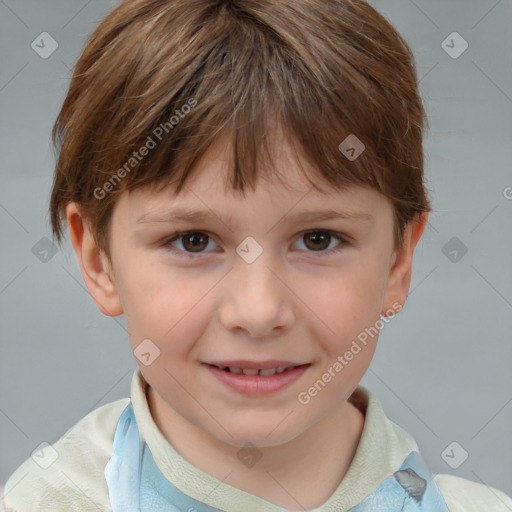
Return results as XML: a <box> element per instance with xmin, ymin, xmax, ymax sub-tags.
<box><xmin>2</xmin><ymin>369</ymin><xmax>511</xmax><ymax>511</ymax></box>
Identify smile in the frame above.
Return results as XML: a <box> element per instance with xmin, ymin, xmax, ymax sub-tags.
<box><xmin>210</xmin><ymin>364</ymin><xmax>297</xmax><ymax>376</ymax></box>
<box><xmin>203</xmin><ymin>361</ymin><xmax>311</xmax><ymax>396</ymax></box>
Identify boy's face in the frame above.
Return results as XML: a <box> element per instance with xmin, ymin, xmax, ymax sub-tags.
<box><xmin>68</xmin><ymin>133</ymin><xmax>425</xmax><ymax>448</ymax></box>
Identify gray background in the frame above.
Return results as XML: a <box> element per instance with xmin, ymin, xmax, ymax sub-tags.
<box><xmin>1</xmin><ymin>0</ymin><xmax>511</xmax><ymax>503</ymax></box>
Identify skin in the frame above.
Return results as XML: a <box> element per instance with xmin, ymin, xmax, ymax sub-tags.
<box><xmin>66</xmin><ymin>132</ymin><xmax>427</xmax><ymax>510</ymax></box>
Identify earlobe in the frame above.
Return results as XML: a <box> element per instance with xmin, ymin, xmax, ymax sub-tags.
<box><xmin>65</xmin><ymin>202</ymin><xmax>123</xmax><ymax>317</ymax></box>
<box><xmin>381</xmin><ymin>212</ymin><xmax>428</xmax><ymax>316</ymax></box>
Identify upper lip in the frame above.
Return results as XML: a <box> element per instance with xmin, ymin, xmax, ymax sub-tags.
<box><xmin>205</xmin><ymin>360</ymin><xmax>309</xmax><ymax>370</ymax></box>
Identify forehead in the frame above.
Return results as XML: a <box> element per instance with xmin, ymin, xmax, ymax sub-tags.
<box><xmin>133</xmin><ymin>156</ymin><xmax>311</xmax><ymax>208</ymax></box>
<box><xmin>188</xmin><ymin>129</ymin><xmax>330</xmax><ymax>196</ymax></box>
<box><xmin>114</xmin><ymin>132</ymin><xmax>391</xmax><ymax>226</ymax></box>
<box><xmin>120</xmin><ymin>181</ymin><xmax>386</xmax><ymax>235</ymax></box>
<box><xmin>138</xmin><ymin>132</ymin><xmax>334</xmax><ymax>204</ymax></box>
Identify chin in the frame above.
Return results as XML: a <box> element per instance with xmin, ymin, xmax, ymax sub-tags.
<box><xmin>204</xmin><ymin>413</ymin><xmax>307</xmax><ymax>449</ymax></box>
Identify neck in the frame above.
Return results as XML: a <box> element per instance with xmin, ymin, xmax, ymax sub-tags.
<box><xmin>146</xmin><ymin>386</ymin><xmax>365</xmax><ymax>510</ymax></box>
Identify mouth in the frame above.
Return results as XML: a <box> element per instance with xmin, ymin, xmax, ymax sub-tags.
<box><xmin>202</xmin><ymin>361</ymin><xmax>311</xmax><ymax>396</ymax></box>
<box><xmin>205</xmin><ymin>360</ymin><xmax>310</xmax><ymax>375</ymax></box>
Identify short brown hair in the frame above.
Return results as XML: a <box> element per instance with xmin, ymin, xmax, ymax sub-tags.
<box><xmin>49</xmin><ymin>0</ymin><xmax>430</xmax><ymax>259</ymax></box>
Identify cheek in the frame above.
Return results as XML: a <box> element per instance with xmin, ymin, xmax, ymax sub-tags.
<box><xmin>117</xmin><ymin>259</ymin><xmax>215</xmax><ymax>350</ymax></box>
<box><xmin>291</xmin><ymin>266</ymin><xmax>388</xmax><ymax>390</ymax></box>
<box><xmin>300</xmin><ymin>262</ymin><xmax>387</xmax><ymax>335</ymax></box>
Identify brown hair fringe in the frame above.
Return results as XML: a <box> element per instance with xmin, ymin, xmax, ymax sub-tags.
<box><xmin>49</xmin><ymin>0</ymin><xmax>430</xmax><ymax>259</ymax></box>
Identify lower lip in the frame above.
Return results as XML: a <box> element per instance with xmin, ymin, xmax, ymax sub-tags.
<box><xmin>203</xmin><ymin>364</ymin><xmax>310</xmax><ymax>396</ymax></box>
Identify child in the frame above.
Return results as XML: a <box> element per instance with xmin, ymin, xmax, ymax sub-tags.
<box><xmin>2</xmin><ymin>0</ymin><xmax>511</xmax><ymax>510</ymax></box>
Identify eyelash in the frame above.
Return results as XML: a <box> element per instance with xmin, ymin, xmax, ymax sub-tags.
<box><xmin>161</xmin><ymin>230</ymin><xmax>350</xmax><ymax>259</ymax></box>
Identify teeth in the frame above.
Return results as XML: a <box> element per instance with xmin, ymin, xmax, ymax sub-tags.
<box><xmin>214</xmin><ymin>364</ymin><xmax>297</xmax><ymax>375</ymax></box>
<box><xmin>242</xmin><ymin>368</ymin><xmax>259</xmax><ymax>376</ymax></box>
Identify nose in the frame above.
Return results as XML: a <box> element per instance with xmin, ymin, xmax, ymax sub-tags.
<box><xmin>217</xmin><ymin>251</ymin><xmax>295</xmax><ymax>339</ymax></box>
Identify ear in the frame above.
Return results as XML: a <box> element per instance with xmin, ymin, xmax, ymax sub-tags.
<box><xmin>65</xmin><ymin>202</ymin><xmax>123</xmax><ymax>317</ymax></box>
<box><xmin>381</xmin><ymin>212</ymin><xmax>428</xmax><ymax>315</ymax></box>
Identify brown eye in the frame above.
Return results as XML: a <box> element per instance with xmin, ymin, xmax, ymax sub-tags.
<box><xmin>164</xmin><ymin>231</ymin><xmax>214</xmax><ymax>257</ymax></box>
<box><xmin>180</xmin><ymin>232</ymin><xmax>210</xmax><ymax>252</ymax></box>
<box><xmin>302</xmin><ymin>231</ymin><xmax>332</xmax><ymax>251</ymax></box>
<box><xmin>163</xmin><ymin>229</ymin><xmax>348</xmax><ymax>259</ymax></box>
<box><xmin>294</xmin><ymin>230</ymin><xmax>348</xmax><ymax>256</ymax></box>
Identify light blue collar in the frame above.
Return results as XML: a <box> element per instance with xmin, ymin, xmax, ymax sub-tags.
<box><xmin>105</xmin><ymin>403</ymin><xmax>450</xmax><ymax>511</ymax></box>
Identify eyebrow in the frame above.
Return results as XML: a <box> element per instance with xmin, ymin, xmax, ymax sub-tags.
<box><xmin>136</xmin><ymin>207</ymin><xmax>374</xmax><ymax>225</ymax></box>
